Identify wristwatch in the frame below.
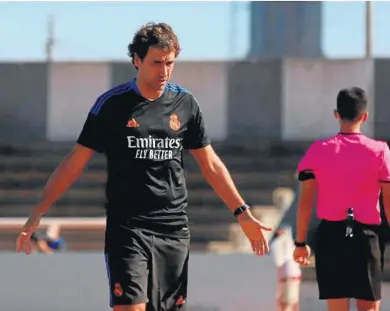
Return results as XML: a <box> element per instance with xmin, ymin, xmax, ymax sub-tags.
<box><xmin>233</xmin><ymin>204</ymin><xmax>251</xmax><ymax>217</ymax></box>
<box><xmin>294</xmin><ymin>241</ymin><xmax>307</xmax><ymax>247</ymax></box>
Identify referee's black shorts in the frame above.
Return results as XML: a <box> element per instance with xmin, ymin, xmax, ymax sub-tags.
<box><xmin>104</xmin><ymin>223</ymin><xmax>189</xmax><ymax>310</ymax></box>
<box><xmin>315</xmin><ymin>220</ymin><xmax>382</xmax><ymax>301</ymax></box>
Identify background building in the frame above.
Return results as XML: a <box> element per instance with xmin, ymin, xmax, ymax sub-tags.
<box><xmin>248</xmin><ymin>1</ymin><xmax>323</xmax><ymax>58</ymax></box>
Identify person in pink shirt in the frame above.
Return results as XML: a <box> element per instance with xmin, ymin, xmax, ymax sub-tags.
<box><xmin>293</xmin><ymin>87</ymin><xmax>390</xmax><ymax>311</ymax></box>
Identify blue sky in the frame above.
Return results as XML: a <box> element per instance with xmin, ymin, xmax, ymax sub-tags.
<box><xmin>1</xmin><ymin>1</ymin><xmax>390</xmax><ymax>61</ymax></box>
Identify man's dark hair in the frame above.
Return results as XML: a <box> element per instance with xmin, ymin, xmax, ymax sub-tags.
<box><xmin>128</xmin><ymin>22</ymin><xmax>181</xmax><ymax>69</ymax></box>
<box><xmin>336</xmin><ymin>87</ymin><xmax>368</xmax><ymax>121</ymax></box>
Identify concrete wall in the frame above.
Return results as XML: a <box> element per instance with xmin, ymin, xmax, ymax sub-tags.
<box><xmin>374</xmin><ymin>59</ymin><xmax>390</xmax><ymax>140</ymax></box>
<box><xmin>109</xmin><ymin>62</ymin><xmax>137</xmax><ymax>87</ymax></box>
<box><xmin>1</xmin><ymin>58</ymin><xmax>389</xmax><ymax>143</ymax></box>
<box><xmin>227</xmin><ymin>60</ymin><xmax>283</xmax><ymax>140</ymax></box>
<box><xmin>0</xmin><ymin>63</ymin><xmax>47</xmax><ymax>139</ymax></box>
<box><xmin>282</xmin><ymin>59</ymin><xmax>374</xmax><ymax>140</ymax></box>
<box><xmin>47</xmin><ymin>63</ymin><xmax>111</xmax><ymax>141</ymax></box>
<box><xmin>171</xmin><ymin>62</ymin><xmax>228</xmax><ymax>141</ymax></box>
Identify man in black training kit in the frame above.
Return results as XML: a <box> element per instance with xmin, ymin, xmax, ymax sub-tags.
<box><xmin>16</xmin><ymin>22</ymin><xmax>271</xmax><ymax>311</ymax></box>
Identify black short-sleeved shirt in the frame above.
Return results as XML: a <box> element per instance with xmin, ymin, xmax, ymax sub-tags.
<box><xmin>77</xmin><ymin>79</ymin><xmax>211</xmax><ymax>237</ymax></box>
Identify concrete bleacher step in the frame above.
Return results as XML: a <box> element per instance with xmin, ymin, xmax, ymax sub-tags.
<box><xmin>0</xmin><ymin>205</ymin><xmax>105</xmax><ymax>217</ymax></box>
<box><xmin>187</xmin><ymin>189</ymin><xmax>274</xmax><ymax>206</ymax></box>
<box><xmin>0</xmin><ymin>227</ymin><xmax>224</xmax><ymax>251</ymax></box>
<box><xmin>0</xmin><ymin>154</ymin><xmax>302</xmax><ymax>172</ymax></box>
<box><xmin>189</xmin><ymin>223</ymin><xmax>232</xmax><ymax>242</ymax></box>
<box><xmin>0</xmin><ymin>219</ymin><xmax>233</xmax><ymax>241</ymax></box>
<box><xmin>0</xmin><ymin>170</ymin><xmax>296</xmax><ymax>191</ymax></box>
<box><xmin>0</xmin><ymin>240</ymin><xmax>210</xmax><ymax>252</ymax></box>
<box><xmin>0</xmin><ymin>170</ymin><xmax>296</xmax><ymax>184</ymax></box>
<box><xmin>0</xmin><ymin>204</ymin><xmax>238</xmax><ymax>224</ymax></box>
<box><xmin>0</xmin><ymin>211</ymin><xmax>282</xmax><ymax>251</ymax></box>
<box><xmin>0</xmin><ymin>188</ymin><xmax>275</xmax><ymax>206</ymax></box>
<box><xmin>0</xmin><ymin>139</ymin><xmax>299</xmax><ymax>250</ymax></box>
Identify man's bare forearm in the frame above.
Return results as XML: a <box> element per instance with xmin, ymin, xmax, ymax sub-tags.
<box><xmin>200</xmin><ymin>157</ymin><xmax>245</xmax><ymax>212</ymax></box>
<box><xmin>381</xmin><ymin>184</ymin><xmax>390</xmax><ymax>225</ymax></box>
<box><xmin>296</xmin><ymin>204</ymin><xmax>312</xmax><ymax>242</ymax></box>
<box><xmin>383</xmin><ymin>199</ymin><xmax>390</xmax><ymax>225</ymax></box>
<box><xmin>295</xmin><ymin>181</ymin><xmax>316</xmax><ymax>242</ymax></box>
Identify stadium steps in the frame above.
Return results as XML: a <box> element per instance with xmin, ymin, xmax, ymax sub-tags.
<box><xmin>0</xmin><ymin>171</ymin><xmax>296</xmax><ymax>190</ymax></box>
<box><xmin>0</xmin><ymin>154</ymin><xmax>302</xmax><ymax>172</ymax></box>
<box><xmin>0</xmin><ymin>140</ymin><xmax>304</xmax><ymax>247</ymax></box>
<box><xmin>0</xmin><ymin>172</ymin><xmax>296</xmax><ymax>195</ymax></box>
<box><xmin>0</xmin><ymin>224</ymin><xmax>228</xmax><ymax>251</ymax></box>
<box><xmin>0</xmin><ymin>188</ymin><xmax>275</xmax><ymax>207</ymax></box>
<box><xmin>0</xmin><ymin>205</ymin><xmax>236</xmax><ymax>224</ymax></box>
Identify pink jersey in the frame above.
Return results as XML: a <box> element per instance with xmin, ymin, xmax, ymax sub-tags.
<box><xmin>297</xmin><ymin>133</ymin><xmax>390</xmax><ymax>224</ymax></box>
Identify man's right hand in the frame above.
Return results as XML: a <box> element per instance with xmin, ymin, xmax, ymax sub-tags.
<box><xmin>293</xmin><ymin>245</ymin><xmax>311</xmax><ymax>266</ymax></box>
<box><xmin>16</xmin><ymin>213</ymin><xmax>42</xmax><ymax>254</ymax></box>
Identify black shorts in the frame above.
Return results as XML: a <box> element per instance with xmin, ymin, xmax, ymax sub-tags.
<box><xmin>315</xmin><ymin>220</ymin><xmax>382</xmax><ymax>301</ymax></box>
<box><xmin>104</xmin><ymin>224</ymin><xmax>190</xmax><ymax>310</ymax></box>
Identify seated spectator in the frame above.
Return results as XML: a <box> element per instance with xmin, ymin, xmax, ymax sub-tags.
<box><xmin>30</xmin><ymin>224</ymin><xmax>66</xmax><ymax>254</ymax></box>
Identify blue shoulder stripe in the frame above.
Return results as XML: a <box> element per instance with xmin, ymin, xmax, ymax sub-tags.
<box><xmin>165</xmin><ymin>83</ymin><xmax>191</xmax><ymax>94</ymax></box>
<box><xmin>90</xmin><ymin>83</ymin><xmax>131</xmax><ymax>115</ymax></box>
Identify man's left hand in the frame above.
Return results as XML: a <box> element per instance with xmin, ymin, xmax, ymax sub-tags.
<box><xmin>293</xmin><ymin>245</ymin><xmax>311</xmax><ymax>266</ymax></box>
<box><xmin>237</xmin><ymin>211</ymin><xmax>272</xmax><ymax>256</ymax></box>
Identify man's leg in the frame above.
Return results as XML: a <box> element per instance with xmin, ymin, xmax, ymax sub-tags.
<box><xmin>113</xmin><ymin>304</ymin><xmax>146</xmax><ymax>311</ymax></box>
<box><xmin>46</xmin><ymin>223</ymin><xmax>61</xmax><ymax>240</ymax></box>
<box><xmin>104</xmin><ymin>227</ymin><xmax>152</xmax><ymax>311</ymax></box>
<box><xmin>327</xmin><ymin>298</ymin><xmax>350</xmax><ymax>311</ymax></box>
<box><xmin>353</xmin><ymin>228</ymin><xmax>382</xmax><ymax>311</ymax></box>
<box><xmin>356</xmin><ymin>299</ymin><xmax>380</xmax><ymax>311</ymax></box>
<box><xmin>279</xmin><ymin>279</ymin><xmax>300</xmax><ymax>311</ymax></box>
<box><xmin>151</xmin><ymin>235</ymin><xmax>190</xmax><ymax>311</ymax></box>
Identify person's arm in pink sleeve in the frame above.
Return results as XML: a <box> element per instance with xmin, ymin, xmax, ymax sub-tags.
<box><xmin>295</xmin><ymin>142</ymin><xmax>318</xmax><ymax>244</ymax></box>
<box><xmin>297</xmin><ymin>141</ymin><xmax>317</xmax><ymax>177</ymax></box>
<box><xmin>380</xmin><ymin>142</ymin><xmax>390</xmax><ymax>224</ymax></box>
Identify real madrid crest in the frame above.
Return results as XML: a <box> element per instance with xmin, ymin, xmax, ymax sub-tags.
<box><xmin>169</xmin><ymin>114</ymin><xmax>181</xmax><ymax>131</ymax></box>
<box><xmin>113</xmin><ymin>282</ymin><xmax>123</xmax><ymax>297</ymax></box>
